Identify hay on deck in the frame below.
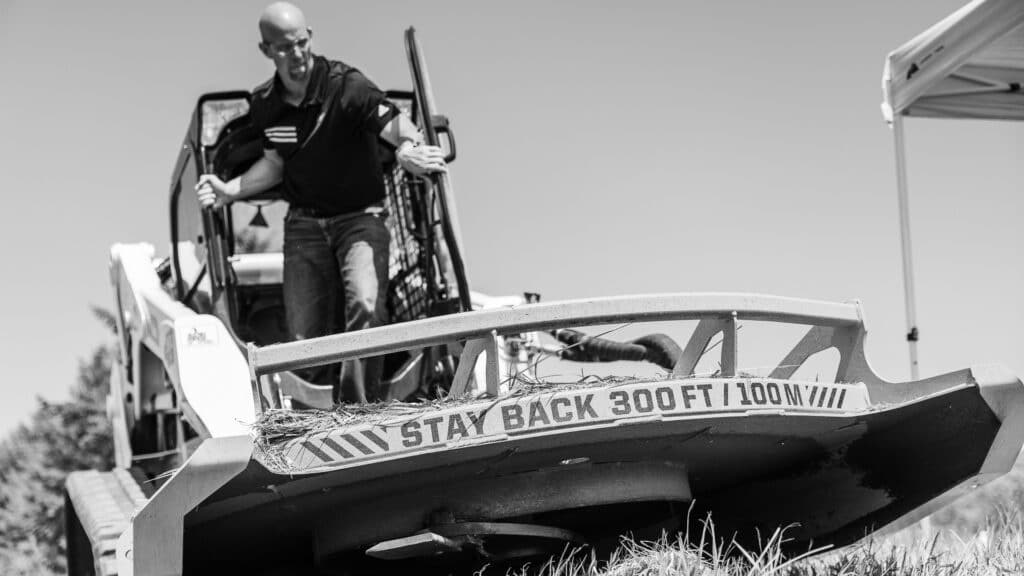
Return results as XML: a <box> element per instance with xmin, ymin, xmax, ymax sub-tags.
<box><xmin>249</xmin><ymin>366</ymin><xmax>805</xmax><ymax>454</ymax></box>
<box><xmin>251</xmin><ymin>373</ymin><xmax>655</xmax><ymax>449</ymax></box>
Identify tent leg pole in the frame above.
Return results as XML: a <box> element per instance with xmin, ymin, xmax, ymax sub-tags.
<box><xmin>892</xmin><ymin>115</ymin><xmax>920</xmax><ymax>381</ymax></box>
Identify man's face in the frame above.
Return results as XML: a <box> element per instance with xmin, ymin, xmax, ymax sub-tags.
<box><xmin>261</xmin><ymin>26</ymin><xmax>313</xmax><ymax>83</ymax></box>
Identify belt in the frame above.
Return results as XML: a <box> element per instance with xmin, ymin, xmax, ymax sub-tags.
<box><xmin>289</xmin><ymin>203</ymin><xmax>385</xmax><ymax>219</ymax></box>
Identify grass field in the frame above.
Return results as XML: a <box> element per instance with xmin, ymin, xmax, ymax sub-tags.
<box><xmin>497</xmin><ymin>513</ymin><xmax>1024</xmax><ymax>576</ymax></box>
<box><xmin>496</xmin><ymin>461</ymin><xmax>1024</xmax><ymax>576</ymax></box>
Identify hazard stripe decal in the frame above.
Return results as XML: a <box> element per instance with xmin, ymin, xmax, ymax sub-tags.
<box><xmin>361</xmin><ymin>429</ymin><xmax>390</xmax><ymax>452</ymax></box>
<box><xmin>341</xmin><ymin>433</ymin><xmax>375</xmax><ymax>456</ymax></box>
<box><xmin>322</xmin><ymin>436</ymin><xmax>354</xmax><ymax>459</ymax></box>
<box><xmin>301</xmin><ymin>440</ymin><xmax>333</xmax><ymax>462</ymax></box>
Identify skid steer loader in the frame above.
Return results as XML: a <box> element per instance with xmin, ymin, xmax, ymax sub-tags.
<box><xmin>64</xmin><ymin>28</ymin><xmax>1024</xmax><ymax>576</ymax></box>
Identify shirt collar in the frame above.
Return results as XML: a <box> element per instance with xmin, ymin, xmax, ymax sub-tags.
<box><xmin>303</xmin><ymin>55</ymin><xmax>329</xmax><ymax>106</ymax></box>
<box><xmin>265</xmin><ymin>54</ymin><xmax>329</xmax><ymax>107</ymax></box>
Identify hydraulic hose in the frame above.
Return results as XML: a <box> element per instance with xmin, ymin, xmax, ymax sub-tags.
<box><xmin>551</xmin><ymin>329</ymin><xmax>683</xmax><ymax>371</ymax></box>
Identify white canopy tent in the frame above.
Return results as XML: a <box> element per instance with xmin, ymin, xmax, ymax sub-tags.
<box><xmin>881</xmin><ymin>0</ymin><xmax>1024</xmax><ymax>380</ymax></box>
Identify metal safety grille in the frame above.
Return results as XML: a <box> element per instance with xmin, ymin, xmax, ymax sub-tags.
<box><xmin>383</xmin><ymin>164</ymin><xmax>434</xmax><ymax>324</ymax></box>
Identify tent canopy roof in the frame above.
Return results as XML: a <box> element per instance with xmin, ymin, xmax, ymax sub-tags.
<box><xmin>882</xmin><ymin>0</ymin><xmax>1024</xmax><ymax>122</ymax></box>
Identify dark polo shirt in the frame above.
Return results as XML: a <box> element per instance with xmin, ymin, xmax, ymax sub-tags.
<box><xmin>250</xmin><ymin>55</ymin><xmax>400</xmax><ymax>215</ymax></box>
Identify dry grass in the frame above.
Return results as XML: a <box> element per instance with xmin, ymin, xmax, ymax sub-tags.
<box><xmin>251</xmin><ymin>374</ymin><xmax>660</xmax><ymax>470</ymax></box>
<box><xmin>252</xmin><ymin>375</ymin><xmax>659</xmax><ymax>443</ymax></box>
<box><xmin>787</xmin><ymin>511</ymin><xmax>1024</xmax><ymax>576</ymax></box>
<box><xmin>489</xmin><ymin>509</ymin><xmax>1024</xmax><ymax>576</ymax></box>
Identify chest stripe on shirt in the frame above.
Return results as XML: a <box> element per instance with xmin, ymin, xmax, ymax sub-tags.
<box><xmin>265</xmin><ymin>126</ymin><xmax>298</xmax><ymax>144</ymax></box>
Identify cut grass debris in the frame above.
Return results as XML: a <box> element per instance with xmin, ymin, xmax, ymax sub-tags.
<box><xmin>494</xmin><ymin>508</ymin><xmax>1024</xmax><ymax>576</ymax></box>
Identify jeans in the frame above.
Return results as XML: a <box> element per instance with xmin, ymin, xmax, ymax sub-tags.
<box><xmin>282</xmin><ymin>210</ymin><xmax>391</xmax><ymax>403</ymax></box>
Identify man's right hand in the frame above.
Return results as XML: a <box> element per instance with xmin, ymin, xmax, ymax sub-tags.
<box><xmin>196</xmin><ymin>174</ymin><xmax>236</xmax><ymax>209</ymax></box>
<box><xmin>395</xmin><ymin>143</ymin><xmax>448</xmax><ymax>176</ymax></box>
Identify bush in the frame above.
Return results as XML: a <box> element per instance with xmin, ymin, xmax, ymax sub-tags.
<box><xmin>0</xmin><ymin>339</ymin><xmax>115</xmax><ymax>575</ymax></box>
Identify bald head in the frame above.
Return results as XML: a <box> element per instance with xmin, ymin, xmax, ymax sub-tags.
<box><xmin>258</xmin><ymin>2</ymin><xmax>314</xmax><ymax>85</ymax></box>
<box><xmin>259</xmin><ymin>2</ymin><xmax>307</xmax><ymax>43</ymax></box>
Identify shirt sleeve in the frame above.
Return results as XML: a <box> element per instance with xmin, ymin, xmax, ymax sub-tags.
<box><xmin>339</xmin><ymin>69</ymin><xmax>401</xmax><ymax>134</ymax></box>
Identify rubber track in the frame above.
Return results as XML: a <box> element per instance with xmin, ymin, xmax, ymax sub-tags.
<box><xmin>66</xmin><ymin>469</ymin><xmax>149</xmax><ymax>576</ymax></box>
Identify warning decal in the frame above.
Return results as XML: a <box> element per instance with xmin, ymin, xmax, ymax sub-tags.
<box><xmin>272</xmin><ymin>378</ymin><xmax>869</xmax><ymax>472</ymax></box>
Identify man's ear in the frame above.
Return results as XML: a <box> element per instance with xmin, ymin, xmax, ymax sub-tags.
<box><xmin>258</xmin><ymin>42</ymin><xmax>271</xmax><ymax>59</ymax></box>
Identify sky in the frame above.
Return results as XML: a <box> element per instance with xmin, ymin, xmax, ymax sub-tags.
<box><xmin>0</xmin><ymin>0</ymin><xmax>1020</xmax><ymax>436</ymax></box>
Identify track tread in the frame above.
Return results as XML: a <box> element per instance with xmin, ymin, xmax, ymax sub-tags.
<box><xmin>66</xmin><ymin>469</ymin><xmax>149</xmax><ymax>576</ymax></box>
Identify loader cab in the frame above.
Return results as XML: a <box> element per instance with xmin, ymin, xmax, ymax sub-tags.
<box><xmin>168</xmin><ymin>92</ymin><xmax>268</xmax><ymax>329</ymax></box>
<box><xmin>168</xmin><ymin>88</ymin><xmax>457</xmax><ymax>404</ymax></box>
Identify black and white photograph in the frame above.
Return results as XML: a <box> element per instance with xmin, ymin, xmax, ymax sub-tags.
<box><xmin>1</xmin><ymin>1</ymin><xmax>1022</xmax><ymax>574</ymax></box>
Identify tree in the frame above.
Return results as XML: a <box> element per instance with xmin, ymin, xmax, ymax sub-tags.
<box><xmin>0</xmin><ymin>314</ymin><xmax>115</xmax><ymax>575</ymax></box>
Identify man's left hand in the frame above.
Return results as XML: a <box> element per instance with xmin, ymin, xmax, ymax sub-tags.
<box><xmin>396</xmin><ymin>143</ymin><xmax>447</xmax><ymax>176</ymax></box>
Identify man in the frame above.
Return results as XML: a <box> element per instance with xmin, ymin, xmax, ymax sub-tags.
<box><xmin>197</xmin><ymin>2</ymin><xmax>446</xmax><ymax>402</ymax></box>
